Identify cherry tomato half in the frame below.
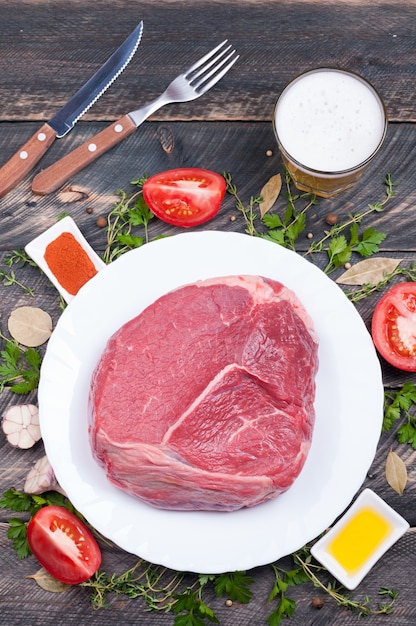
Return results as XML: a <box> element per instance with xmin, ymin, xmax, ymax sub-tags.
<box><xmin>27</xmin><ymin>505</ymin><xmax>101</xmax><ymax>584</ymax></box>
<box><xmin>371</xmin><ymin>282</ymin><xmax>416</xmax><ymax>371</ymax></box>
<box><xmin>143</xmin><ymin>168</ymin><xmax>226</xmax><ymax>227</ymax></box>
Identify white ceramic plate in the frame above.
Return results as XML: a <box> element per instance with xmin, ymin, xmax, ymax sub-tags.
<box><xmin>38</xmin><ymin>231</ymin><xmax>383</xmax><ymax>574</ymax></box>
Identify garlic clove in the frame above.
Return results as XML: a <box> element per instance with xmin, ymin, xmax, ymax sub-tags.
<box><xmin>24</xmin><ymin>455</ymin><xmax>65</xmax><ymax>495</ymax></box>
<box><xmin>2</xmin><ymin>404</ymin><xmax>41</xmax><ymax>449</ymax></box>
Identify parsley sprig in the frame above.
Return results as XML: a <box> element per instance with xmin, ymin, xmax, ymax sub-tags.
<box><xmin>262</xmin><ymin>171</ymin><xmax>317</xmax><ymax>250</ymax></box>
<box><xmin>0</xmin><ymin>337</ymin><xmax>41</xmax><ymax>394</ymax></box>
<box><xmin>384</xmin><ymin>382</ymin><xmax>416</xmax><ymax>448</ymax></box>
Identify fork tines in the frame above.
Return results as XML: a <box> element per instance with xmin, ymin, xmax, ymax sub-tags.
<box><xmin>185</xmin><ymin>40</ymin><xmax>239</xmax><ymax>94</ymax></box>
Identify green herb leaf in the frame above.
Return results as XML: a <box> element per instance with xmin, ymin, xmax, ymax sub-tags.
<box><xmin>214</xmin><ymin>571</ymin><xmax>253</xmax><ymax>603</ymax></box>
<box><xmin>173</xmin><ymin>590</ymin><xmax>219</xmax><ymax>625</ymax></box>
<box><xmin>0</xmin><ymin>340</ymin><xmax>41</xmax><ymax>394</ymax></box>
<box><xmin>354</xmin><ymin>227</ymin><xmax>386</xmax><ymax>257</ymax></box>
<box><xmin>0</xmin><ymin>489</ymin><xmax>36</xmax><ymax>513</ymax></box>
<box><xmin>116</xmin><ymin>233</ymin><xmax>144</xmax><ymax>249</ymax></box>
<box><xmin>384</xmin><ymin>383</ymin><xmax>416</xmax><ymax>445</ymax></box>
<box><xmin>328</xmin><ymin>235</ymin><xmax>348</xmax><ymax>257</ymax></box>
<box><xmin>262</xmin><ymin>213</ymin><xmax>284</xmax><ymax>229</ymax></box>
<box><xmin>7</xmin><ymin>518</ymin><xmax>31</xmax><ymax>559</ymax></box>
<box><xmin>397</xmin><ymin>423</ymin><xmax>416</xmax><ymax>449</ymax></box>
<box><xmin>268</xmin><ymin>594</ymin><xmax>296</xmax><ymax>626</ymax></box>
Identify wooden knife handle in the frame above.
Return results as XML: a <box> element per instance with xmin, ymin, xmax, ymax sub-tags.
<box><xmin>0</xmin><ymin>123</ymin><xmax>56</xmax><ymax>198</ymax></box>
<box><xmin>31</xmin><ymin>114</ymin><xmax>137</xmax><ymax>195</ymax></box>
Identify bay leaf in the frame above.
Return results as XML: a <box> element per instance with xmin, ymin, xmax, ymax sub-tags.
<box><xmin>385</xmin><ymin>448</ymin><xmax>407</xmax><ymax>495</ymax></box>
<box><xmin>259</xmin><ymin>173</ymin><xmax>282</xmax><ymax>218</ymax></box>
<box><xmin>335</xmin><ymin>257</ymin><xmax>402</xmax><ymax>286</ymax></box>
<box><xmin>28</xmin><ymin>567</ymin><xmax>70</xmax><ymax>593</ymax></box>
<box><xmin>8</xmin><ymin>306</ymin><xmax>52</xmax><ymax>347</ymax></box>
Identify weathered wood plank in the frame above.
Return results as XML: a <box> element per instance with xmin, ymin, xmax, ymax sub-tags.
<box><xmin>0</xmin><ymin>120</ymin><xmax>415</xmax><ymax>253</ymax></box>
<box><xmin>0</xmin><ymin>1</ymin><xmax>414</xmax><ymax>123</ymax></box>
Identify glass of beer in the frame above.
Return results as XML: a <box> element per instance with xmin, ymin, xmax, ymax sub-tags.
<box><xmin>273</xmin><ymin>68</ymin><xmax>387</xmax><ymax>198</ymax></box>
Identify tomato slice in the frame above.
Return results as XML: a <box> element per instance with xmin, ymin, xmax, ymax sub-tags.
<box><xmin>371</xmin><ymin>282</ymin><xmax>416</xmax><ymax>371</ymax></box>
<box><xmin>27</xmin><ymin>505</ymin><xmax>101</xmax><ymax>584</ymax></box>
<box><xmin>142</xmin><ymin>168</ymin><xmax>226</xmax><ymax>227</ymax></box>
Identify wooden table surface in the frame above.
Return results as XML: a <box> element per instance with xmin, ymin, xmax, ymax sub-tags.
<box><xmin>1</xmin><ymin>1</ymin><xmax>416</xmax><ymax>624</ymax></box>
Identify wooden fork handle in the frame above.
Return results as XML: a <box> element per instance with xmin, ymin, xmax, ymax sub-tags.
<box><xmin>0</xmin><ymin>123</ymin><xmax>57</xmax><ymax>198</ymax></box>
<box><xmin>31</xmin><ymin>114</ymin><xmax>137</xmax><ymax>195</ymax></box>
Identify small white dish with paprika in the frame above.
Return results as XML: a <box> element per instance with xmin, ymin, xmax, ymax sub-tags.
<box><xmin>25</xmin><ymin>216</ymin><xmax>106</xmax><ymax>302</ymax></box>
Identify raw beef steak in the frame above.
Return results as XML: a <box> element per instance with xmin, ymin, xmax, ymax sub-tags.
<box><xmin>89</xmin><ymin>275</ymin><xmax>319</xmax><ymax>512</ymax></box>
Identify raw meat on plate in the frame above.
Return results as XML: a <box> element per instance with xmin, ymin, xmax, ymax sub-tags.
<box><xmin>88</xmin><ymin>275</ymin><xmax>319</xmax><ymax>512</ymax></box>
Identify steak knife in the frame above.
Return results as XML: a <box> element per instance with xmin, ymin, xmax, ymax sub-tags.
<box><xmin>0</xmin><ymin>20</ymin><xmax>143</xmax><ymax>199</ymax></box>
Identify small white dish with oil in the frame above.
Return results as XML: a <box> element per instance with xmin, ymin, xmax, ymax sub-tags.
<box><xmin>311</xmin><ymin>488</ymin><xmax>409</xmax><ymax>590</ymax></box>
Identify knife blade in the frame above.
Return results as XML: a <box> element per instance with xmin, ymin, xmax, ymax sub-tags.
<box><xmin>0</xmin><ymin>20</ymin><xmax>143</xmax><ymax>199</ymax></box>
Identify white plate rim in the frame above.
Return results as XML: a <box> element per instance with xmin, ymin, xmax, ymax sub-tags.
<box><xmin>38</xmin><ymin>231</ymin><xmax>383</xmax><ymax>573</ymax></box>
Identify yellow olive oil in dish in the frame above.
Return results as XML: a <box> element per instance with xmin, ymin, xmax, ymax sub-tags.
<box><xmin>327</xmin><ymin>506</ymin><xmax>392</xmax><ymax>575</ymax></box>
<box><xmin>311</xmin><ymin>489</ymin><xmax>409</xmax><ymax>590</ymax></box>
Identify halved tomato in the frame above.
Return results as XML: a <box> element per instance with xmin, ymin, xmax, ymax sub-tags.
<box><xmin>371</xmin><ymin>282</ymin><xmax>416</xmax><ymax>371</ymax></box>
<box><xmin>27</xmin><ymin>505</ymin><xmax>101</xmax><ymax>584</ymax></box>
<box><xmin>142</xmin><ymin>168</ymin><xmax>226</xmax><ymax>227</ymax></box>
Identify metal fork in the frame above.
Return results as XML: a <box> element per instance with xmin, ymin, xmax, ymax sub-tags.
<box><xmin>130</xmin><ymin>40</ymin><xmax>239</xmax><ymax>126</ymax></box>
<box><xmin>31</xmin><ymin>41</ymin><xmax>239</xmax><ymax>195</ymax></box>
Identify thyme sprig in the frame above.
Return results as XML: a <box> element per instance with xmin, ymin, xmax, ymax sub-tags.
<box><xmin>83</xmin><ymin>566</ymin><xmax>254</xmax><ymax>621</ymax></box>
<box><xmin>223</xmin><ymin>172</ymin><xmax>262</xmax><ymax>236</ymax></box>
<box><xmin>83</xmin><ymin>562</ymin><xmax>184</xmax><ymax>611</ymax></box>
<box><xmin>0</xmin><ymin>248</ymin><xmax>39</xmax><ymax>295</ymax></box>
<box><xmin>293</xmin><ymin>550</ymin><xmax>398</xmax><ymax>617</ymax></box>
<box><xmin>4</xmin><ymin>248</ymin><xmax>38</xmax><ymax>269</ymax></box>
<box><xmin>346</xmin><ymin>263</ymin><xmax>416</xmax><ymax>303</ymax></box>
<box><xmin>0</xmin><ymin>269</ymin><xmax>34</xmax><ymax>296</ymax></box>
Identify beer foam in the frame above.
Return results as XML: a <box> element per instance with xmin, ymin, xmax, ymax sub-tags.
<box><xmin>274</xmin><ymin>70</ymin><xmax>386</xmax><ymax>172</ymax></box>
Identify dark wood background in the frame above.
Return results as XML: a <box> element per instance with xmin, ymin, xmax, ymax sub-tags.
<box><xmin>1</xmin><ymin>1</ymin><xmax>416</xmax><ymax>624</ymax></box>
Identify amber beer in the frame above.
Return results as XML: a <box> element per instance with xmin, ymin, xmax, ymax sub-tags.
<box><xmin>273</xmin><ymin>69</ymin><xmax>387</xmax><ymax>198</ymax></box>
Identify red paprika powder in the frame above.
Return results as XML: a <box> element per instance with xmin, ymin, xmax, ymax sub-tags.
<box><xmin>44</xmin><ymin>231</ymin><xmax>98</xmax><ymax>296</ymax></box>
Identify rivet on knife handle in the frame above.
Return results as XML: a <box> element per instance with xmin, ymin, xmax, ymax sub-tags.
<box><xmin>0</xmin><ymin>124</ymin><xmax>56</xmax><ymax>198</ymax></box>
<box><xmin>31</xmin><ymin>115</ymin><xmax>137</xmax><ymax>195</ymax></box>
